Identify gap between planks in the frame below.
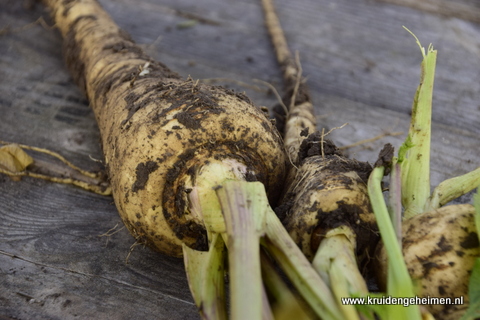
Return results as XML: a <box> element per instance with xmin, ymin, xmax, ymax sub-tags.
<box><xmin>0</xmin><ymin>249</ymin><xmax>195</xmax><ymax>306</ymax></box>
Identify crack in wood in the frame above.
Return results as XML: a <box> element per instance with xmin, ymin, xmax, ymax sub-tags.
<box><xmin>0</xmin><ymin>249</ymin><xmax>194</xmax><ymax>306</ymax></box>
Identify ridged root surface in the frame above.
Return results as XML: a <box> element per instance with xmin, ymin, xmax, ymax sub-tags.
<box><xmin>44</xmin><ymin>0</ymin><xmax>287</xmax><ymax>256</ymax></box>
<box><xmin>375</xmin><ymin>204</ymin><xmax>480</xmax><ymax>320</ymax></box>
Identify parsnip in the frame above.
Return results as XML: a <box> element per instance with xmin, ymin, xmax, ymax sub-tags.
<box><xmin>277</xmin><ymin>135</ymin><xmax>377</xmax><ymax>320</ymax></box>
<box><xmin>261</xmin><ymin>0</ymin><xmax>377</xmax><ymax>266</ymax></box>
<box><xmin>375</xmin><ymin>204</ymin><xmax>479</xmax><ymax>320</ymax></box>
<box><xmin>261</xmin><ymin>1</ymin><xmax>378</xmax><ymax>318</ymax></box>
<box><xmin>278</xmin><ymin>137</ymin><xmax>375</xmax><ymax>262</ymax></box>
<box><xmin>43</xmin><ymin>0</ymin><xmax>286</xmax><ymax>257</ymax></box>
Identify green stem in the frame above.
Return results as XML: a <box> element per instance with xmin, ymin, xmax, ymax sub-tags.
<box><xmin>215</xmin><ymin>181</ymin><xmax>268</xmax><ymax>320</ymax></box>
<box><xmin>388</xmin><ymin>160</ymin><xmax>403</xmax><ymax>243</ymax></box>
<box><xmin>263</xmin><ymin>208</ymin><xmax>343</xmax><ymax>320</ymax></box>
<box><xmin>260</xmin><ymin>251</ymin><xmax>312</xmax><ymax>320</ymax></box>
<box><xmin>329</xmin><ymin>260</ymin><xmax>360</xmax><ymax>320</ymax></box>
<box><xmin>460</xmin><ymin>189</ymin><xmax>480</xmax><ymax>320</ymax></box>
<box><xmin>398</xmin><ymin>35</ymin><xmax>437</xmax><ymax>219</ymax></box>
<box><xmin>312</xmin><ymin>228</ymin><xmax>367</xmax><ymax>320</ymax></box>
<box><xmin>368</xmin><ymin>166</ymin><xmax>421</xmax><ymax>320</ymax></box>
<box><xmin>183</xmin><ymin>233</ymin><xmax>227</xmax><ymax>320</ymax></box>
<box><xmin>261</xmin><ymin>282</ymin><xmax>275</xmax><ymax>320</ymax></box>
<box><xmin>475</xmin><ymin>188</ymin><xmax>480</xmax><ymax>237</ymax></box>
<box><xmin>427</xmin><ymin>167</ymin><xmax>480</xmax><ymax>210</ymax></box>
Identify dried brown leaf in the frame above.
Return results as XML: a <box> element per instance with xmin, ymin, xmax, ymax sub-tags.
<box><xmin>0</xmin><ymin>144</ymin><xmax>34</xmax><ymax>172</ymax></box>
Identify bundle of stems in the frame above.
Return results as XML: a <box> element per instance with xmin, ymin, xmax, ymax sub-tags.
<box><xmin>367</xmin><ymin>31</ymin><xmax>480</xmax><ymax>320</ymax></box>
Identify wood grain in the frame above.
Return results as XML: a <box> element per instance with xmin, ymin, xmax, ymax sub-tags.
<box><xmin>1</xmin><ymin>0</ymin><xmax>479</xmax><ymax>319</ymax></box>
<box><xmin>376</xmin><ymin>0</ymin><xmax>480</xmax><ymax>24</ymax></box>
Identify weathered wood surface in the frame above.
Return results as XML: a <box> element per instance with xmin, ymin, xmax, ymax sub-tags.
<box><xmin>1</xmin><ymin>0</ymin><xmax>479</xmax><ymax>319</ymax></box>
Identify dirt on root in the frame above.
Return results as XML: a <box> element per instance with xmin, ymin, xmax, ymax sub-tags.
<box><xmin>460</xmin><ymin>232</ymin><xmax>480</xmax><ymax>249</ymax></box>
<box><xmin>62</xmin><ymin>14</ymin><xmax>180</xmax><ymax>102</ymax></box>
<box><xmin>310</xmin><ymin>198</ymin><xmax>378</xmax><ymax>258</ymax></box>
<box><xmin>131</xmin><ymin>161</ymin><xmax>159</xmax><ymax>193</ymax></box>
<box><xmin>374</xmin><ymin>143</ymin><xmax>394</xmax><ymax>175</ymax></box>
<box><xmin>276</xmin><ymin>134</ymin><xmax>377</xmax><ymax>266</ymax></box>
<box><xmin>297</xmin><ymin>133</ymin><xmax>343</xmax><ymax>163</ymax></box>
<box><xmin>297</xmin><ymin>132</ymin><xmax>373</xmax><ymax>183</ymax></box>
<box><xmin>122</xmin><ymin>79</ymin><xmax>229</xmax><ymax>131</ymax></box>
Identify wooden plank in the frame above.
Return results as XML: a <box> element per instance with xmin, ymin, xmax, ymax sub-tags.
<box><xmin>376</xmin><ymin>0</ymin><xmax>480</xmax><ymax>24</ymax></box>
<box><xmin>0</xmin><ymin>0</ymin><xmax>479</xmax><ymax>319</ymax></box>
